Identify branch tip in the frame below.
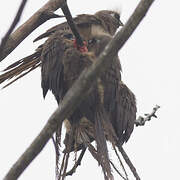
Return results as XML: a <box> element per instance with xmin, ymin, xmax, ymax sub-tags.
<box><xmin>135</xmin><ymin>105</ymin><xmax>160</xmax><ymax>126</ymax></box>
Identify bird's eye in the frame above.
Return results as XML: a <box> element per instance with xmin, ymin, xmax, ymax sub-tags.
<box><xmin>114</xmin><ymin>13</ymin><xmax>120</xmax><ymax>21</ymax></box>
<box><xmin>63</xmin><ymin>33</ymin><xmax>74</xmax><ymax>39</ymax></box>
<box><xmin>88</xmin><ymin>38</ymin><xmax>96</xmax><ymax>45</ymax></box>
<box><xmin>110</xmin><ymin>12</ymin><xmax>120</xmax><ymax>21</ymax></box>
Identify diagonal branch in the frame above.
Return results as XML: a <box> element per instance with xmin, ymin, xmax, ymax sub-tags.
<box><xmin>0</xmin><ymin>0</ymin><xmax>66</xmax><ymax>62</ymax></box>
<box><xmin>0</xmin><ymin>0</ymin><xmax>27</xmax><ymax>55</ymax></box>
<box><xmin>61</xmin><ymin>1</ymin><xmax>84</xmax><ymax>47</ymax></box>
<box><xmin>3</xmin><ymin>0</ymin><xmax>155</xmax><ymax>180</ymax></box>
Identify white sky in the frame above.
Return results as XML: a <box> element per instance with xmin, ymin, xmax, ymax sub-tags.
<box><xmin>0</xmin><ymin>0</ymin><xmax>179</xmax><ymax>179</ymax></box>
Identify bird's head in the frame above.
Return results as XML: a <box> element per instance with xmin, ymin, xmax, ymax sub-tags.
<box><xmin>95</xmin><ymin>10</ymin><xmax>123</xmax><ymax>35</ymax></box>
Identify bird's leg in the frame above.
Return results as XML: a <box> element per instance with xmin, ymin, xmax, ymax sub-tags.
<box><xmin>65</xmin><ymin>148</ymin><xmax>86</xmax><ymax>176</ymax></box>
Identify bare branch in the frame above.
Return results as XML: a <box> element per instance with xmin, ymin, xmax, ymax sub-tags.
<box><xmin>0</xmin><ymin>0</ymin><xmax>66</xmax><ymax>62</ymax></box>
<box><xmin>3</xmin><ymin>0</ymin><xmax>155</xmax><ymax>179</ymax></box>
<box><xmin>0</xmin><ymin>0</ymin><xmax>27</xmax><ymax>55</ymax></box>
<box><xmin>135</xmin><ymin>105</ymin><xmax>160</xmax><ymax>126</ymax></box>
<box><xmin>61</xmin><ymin>1</ymin><xmax>84</xmax><ymax>48</ymax></box>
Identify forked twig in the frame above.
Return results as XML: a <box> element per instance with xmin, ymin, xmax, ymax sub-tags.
<box><xmin>135</xmin><ymin>105</ymin><xmax>160</xmax><ymax>126</ymax></box>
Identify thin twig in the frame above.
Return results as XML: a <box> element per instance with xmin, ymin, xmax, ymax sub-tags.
<box><xmin>0</xmin><ymin>0</ymin><xmax>65</xmax><ymax>62</ymax></box>
<box><xmin>3</xmin><ymin>1</ymin><xmax>155</xmax><ymax>179</ymax></box>
<box><xmin>61</xmin><ymin>152</ymin><xmax>70</xmax><ymax>180</ymax></box>
<box><xmin>51</xmin><ymin>135</ymin><xmax>61</xmax><ymax>178</ymax></box>
<box><xmin>0</xmin><ymin>0</ymin><xmax>27</xmax><ymax>55</ymax></box>
<box><xmin>61</xmin><ymin>1</ymin><xmax>84</xmax><ymax>47</ymax></box>
<box><xmin>59</xmin><ymin>152</ymin><xmax>67</xmax><ymax>180</ymax></box>
<box><xmin>135</xmin><ymin>105</ymin><xmax>160</xmax><ymax>126</ymax></box>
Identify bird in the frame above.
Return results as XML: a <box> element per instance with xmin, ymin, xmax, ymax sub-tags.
<box><xmin>0</xmin><ymin>7</ymin><xmax>135</xmax><ymax>150</ymax></box>
<box><xmin>61</xmin><ymin>34</ymin><xmax>137</xmax><ymax>152</ymax></box>
<box><xmin>0</xmin><ymin>9</ymin><xmax>136</xmax><ymax>179</ymax></box>
<box><xmin>40</xmin><ymin>30</ymin><xmax>136</xmax><ymax>179</ymax></box>
<box><xmin>41</xmin><ymin>30</ymin><xmax>116</xmax><ymax>179</ymax></box>
<box><xmin>0</xmin><ymin>9</ymin><xmax>135</xmax><ymax>147</ymax></box>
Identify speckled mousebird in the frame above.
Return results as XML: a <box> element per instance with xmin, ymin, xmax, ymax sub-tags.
<box><xmin>41</xmin><ymin>30</ymin><xmax>115</xmax><ymax>179</ymax></box>
<box><xmin>40</xmin><ymin>30</ymin><xmax>136</xmax><ymax>179</ymax></box>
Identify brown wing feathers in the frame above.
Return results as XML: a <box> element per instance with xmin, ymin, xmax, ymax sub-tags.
<box><xmin>41</xmin><ymin>31</ymin><xmax>69</xmax><ymax>102</ymax></box>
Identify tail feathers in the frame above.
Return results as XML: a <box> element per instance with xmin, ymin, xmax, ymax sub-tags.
<box><xmin>95</xmin><ymin>108</ymin><xmax>114</xmax><ymax>180</ymax></box>
<box><xmin>101</xmin><ymin>108</ymin><xmax>118</xmax><ymax>146</ymax></box>
<box><xmin>0</xmin><ymin>51</ymin><xmax>41</xmax><ymax>88</ymax></box>
<box><xmin>63</xmin><ymin>118</ymin><xmax>95</xmax><ymax>153</ymax></box>
<box><xmin>3</xmin><ymin>51</ymin><xmax>41</xmax><ymax>71</ymax></box>
<box><xmin>2</xmin><ymin>63</ymin><xmax>40</xmax><ymax>89</ymax></box>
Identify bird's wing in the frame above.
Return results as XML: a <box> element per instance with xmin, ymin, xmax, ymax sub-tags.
<box><xmin>41</xmin><ymin>31</ymin><xmax>71</xmax><ymax>103</ymax></box>
<box><xmin>33</xmin><ymin>21</ymin><xmax>68</xmax><ymax>42</ymax></box>
<box><xmin>116</xmin><ymin>82</ymin><xmax>137</xmax><ymax>143</ymax></box>
<box><xmin>100</xmin><ymin>54</ymin><xmax>136</xmax><ymax>144</ymax></box>
<box><xmin>34</xmin><ymin>14</ymin><xmax>102</xmax><ymax>42</ymax></box>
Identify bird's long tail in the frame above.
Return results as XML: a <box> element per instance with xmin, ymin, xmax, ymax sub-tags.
<box><xmin>94</xmin><ymin>106</ymin><xmax>115</xmax><ymax>180</ymax></box>
<box><xmin>0</xmin><ymin>49</ymin><xmax>42</xmax><ymax>88</ymax></box>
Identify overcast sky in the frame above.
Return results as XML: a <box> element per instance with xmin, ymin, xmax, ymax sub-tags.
<box><xmin>0</xmin><ymin>0</ymin><xmax>179</xmax><ymax>179</ymax></box>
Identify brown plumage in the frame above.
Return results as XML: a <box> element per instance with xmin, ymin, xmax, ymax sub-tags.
<box><xmin>62</xmin><ymin>34</ymin><xmax>136</xmax><ymax>152</ymax></box>
<box><xmin>41</xmin><ymin>29</ymin><xmax>136</xmax><ymax>179</ymax></box>
<box><xmin>87</xmin><ymin>34</ymin><xmax>136</xmax><ymax>144</ymax></box>
<box><xmin>41</xmin><ymin>30</ymin><xmax>114</xmax><ymax>179</ymax></box>
<box><xmin>0</xmin><ymin>9</ymin><xmax>136</xmax><ymax>179</ymax></box>
<box><xmin>34</xmin><ymin>10</ymin><xmax>123</xmax><ymax>42</ymax></box>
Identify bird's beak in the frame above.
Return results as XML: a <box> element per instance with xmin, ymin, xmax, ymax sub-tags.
<box><xmin>119</xmin><ymin>20</ymin><xmax>124</xmax><ymax>26</ymax></box>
